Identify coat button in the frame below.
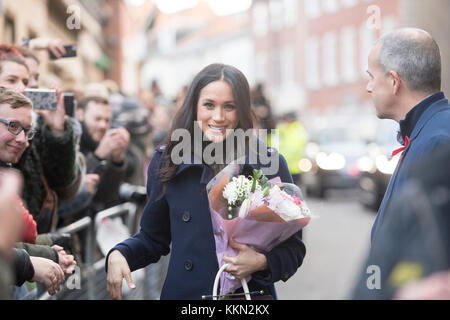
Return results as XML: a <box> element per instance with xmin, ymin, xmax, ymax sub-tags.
<box><xmin>182</xmin><ymin>211</ymin><xmax>191</xmax><ymax>222</ymax></box>
<box><xmin>184</xmin><ymin>259</ymin><xmax>193</xmax><ymax>271</ymax></box>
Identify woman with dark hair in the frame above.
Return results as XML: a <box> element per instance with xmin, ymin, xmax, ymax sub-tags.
<box><xmin>106</xmin><ymin>64</ymin><xmax>306</xmax><ymax>300</ymax></box>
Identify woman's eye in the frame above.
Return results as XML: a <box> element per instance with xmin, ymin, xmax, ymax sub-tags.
<box><xmin>224</xmin><ymin>105</ymin><xmax>235</xmax><ymax>110</ymax></box>
<box><xmin>204</xmin><ymin>103</ymin><xmax>214</xmax><ymax>108</ymax></box>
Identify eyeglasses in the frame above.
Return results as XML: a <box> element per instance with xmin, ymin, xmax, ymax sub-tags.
<box><xmin>0</xmin><ymin>118</ymin><xmax>36</xmax><ymax>140</ymax></box>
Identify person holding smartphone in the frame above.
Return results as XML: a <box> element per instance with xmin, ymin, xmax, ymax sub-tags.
<box><xmin>66</xmin><ymin>95</ymin><xmax>130</xmax><ymax>221</ymax></box>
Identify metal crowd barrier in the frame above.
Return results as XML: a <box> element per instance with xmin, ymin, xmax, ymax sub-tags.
<box><xmin>38</xmin><ymin>202</ymin><xmax>146</xmax><ymax>300</ymax></box>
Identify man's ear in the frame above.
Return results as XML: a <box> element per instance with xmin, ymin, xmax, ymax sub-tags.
<box><xmin>389</xmin><ymin>71</ymin><xmax>402</xmax><ymax>95</ymax></box>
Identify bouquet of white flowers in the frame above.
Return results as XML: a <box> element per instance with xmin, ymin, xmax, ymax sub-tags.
<box><xmin>206</xmin><ymin>162</ymin><xmax>312</xmax><ymax>296</ymax></box>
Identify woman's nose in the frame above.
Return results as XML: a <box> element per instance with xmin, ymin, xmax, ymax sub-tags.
<box><xmin>212</xmin><ymin>107</ymin><xmax>225</xmax><ymax>121</ymax></box>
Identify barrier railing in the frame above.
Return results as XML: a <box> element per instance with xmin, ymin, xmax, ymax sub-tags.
<box><xmin>38</xmin><ymin>202</ymin><xmax>144</xmax><ymax>300</ymax></box>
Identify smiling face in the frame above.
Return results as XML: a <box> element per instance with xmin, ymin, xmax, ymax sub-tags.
<box><xmin>79</xmin><ymin>101</ymin><xmax>112</xmax><ymax>143</ymax></box>
<box><xmin>0</xmin><ymin>61</ymin><xmax>29</xmax><ymax>93</ymax></box>
<box><xmin>196</xmin><ymin>80</ymin><xmax>239</xmax><ymax>143</ymax></box>
<box><xmin>0</xmin><ymin>103</ymin><xmax>31</xmax><ymax>164</ymax></box>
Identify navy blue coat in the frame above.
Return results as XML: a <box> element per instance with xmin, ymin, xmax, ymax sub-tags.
<box><xmin>107</xmin><ymin>146</ymin><xmax>306</xmax><ymax>300</ymax></box>
<box><xmin>372</xmin><ymin>94</ymin><xmax>450</xmax><ymax>242</ymax></box>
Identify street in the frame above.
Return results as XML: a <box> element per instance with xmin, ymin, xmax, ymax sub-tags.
<box><xmin>276</xmin><ymin>189</ymin><xmax>377</xmax><ymax>300</ymax></box>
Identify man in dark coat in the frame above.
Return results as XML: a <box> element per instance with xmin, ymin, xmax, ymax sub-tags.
<box><xmin>76</xmin><ymin>96</ymin><xmax>130</xmax><ymax>217</ymax></box>
<box><xmin>366</xmin><ymin>28</ymin><xmax>450</xmax><ymax>242</ymax></box>
<box><xmin>352</xmin><ymin>141</ymin><xmax>450</xmax><ymax>299</ymax></box>
<box><xmin>352</xmin><ymin>28</ymin><xmax>450</xmax><ymax>299</ymax></box>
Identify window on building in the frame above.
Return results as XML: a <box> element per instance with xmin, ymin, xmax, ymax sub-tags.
<box><xmin>283</xmin><ymin>0</ymin><xmax>298</xmax><ymax>28</ymax></box>
<box><xmin>381</xmin><ymin>15</ymin><xmax>397</xmax><ymax>36</ymax></box>
<box><xmin>255</xmin><ymin>52</ymin><xmax>268</xmax><ymax>83</ymax></box>
<box><xmin>341</xmin><ymin>0</ymin><xmax>358</xmax><ymax>8</ymax></box>
<box><xmin>340</xmin><ymin>26</ymin><xmax>357</xmax><ymax>83</ymax></box>
<box><xmin>323</xmin><ymin>31</ymin><xmax>338</xmax><ymax>86</ymax></box>
<box><xmin>270</xmin><ymin>0</ymin><xmax>284</xmax><ymax>32</ymax></box>
<box><xmin>272</xmin><ymin>49</ymin><xmax>282</xmax><ymax>87</ymax></box>
<box><xmin>359</xmin><ymin>21</ymin><xmax>377</xmax><ymax>77</ymax></box>
<box><xmin>323</xmin><ymin>0</ymin><xmax>339</xmax><ymax>13</ymax></box>
<box><xmin>305</xmin><ymin>37</ymin><xmax>321</xmax><ymax>89</ymax></box>
<box><xmin>281</xmin><ymin>45</ymin><xmax>296</xmax><ymax>85</ymax></box>
<box><xmin>4</xmin><ymin>15</ymin><xmax>15</xmax><ymax>44</ymax></box>
<box><xmin>304</xmin><ymin>0</ymin><xmax>321</xmax><ymax>18</ymax></box>
<box><xmin>252</xmin><ymin>2</ymin><xmax>269</xmax><ymax>37</ymax></box>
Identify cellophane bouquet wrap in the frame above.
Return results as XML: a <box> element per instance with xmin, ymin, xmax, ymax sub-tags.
<box><xmin>206</xmin><ymin>162</ymin><xmax>312</xmax><ymax>296</ymax></box>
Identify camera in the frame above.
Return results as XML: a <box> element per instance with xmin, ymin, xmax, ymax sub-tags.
<box><xmin>24</xmin><ymin>88</ymin><xmax>57</xmax><ymax>110</ymax></box>
<box><xmin>49</xmin><ymin>44</ymin><xmax>77</xmax><ymax>60</ymax></box>
<box><xmin>63</xmin><ymin>92</ymin><xmax>77</xmax><ymax>118</ymax></box>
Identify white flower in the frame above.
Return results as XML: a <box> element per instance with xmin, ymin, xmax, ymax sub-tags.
<box><xmin>249</xmin><ymin>189</ymin><xmax>265</xmax><ymax>211</ymax></box>
<box><xmin>223</xmin><ymin>175</ymin><xmax>253</xmax><ymax>206</ymax></box>
<box><xmin>238</xmin><ymin>199</ymin><xmax>250</xmax><ymax>218</ymax></box>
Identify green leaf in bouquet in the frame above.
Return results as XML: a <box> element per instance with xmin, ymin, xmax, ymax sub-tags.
<box><xmin>253</xmin><ymin>169</ymin><xmax>262</xmax><ymax>180</ymax></box>
<box><xmin>262</xmin><ymin>186</ymin><xmax>271</xmax><ymax>197</ymax></box>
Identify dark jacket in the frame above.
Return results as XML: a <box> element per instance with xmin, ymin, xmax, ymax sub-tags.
<box><xmin>353</xmin><ymin>139</ymin><xmax>450</xmax><ymax>299</ymax></box>
<box><xmin>107</xmin><ymin>145</ymin><xmax>306</xmax><ymax>300</ymax></box>
<box><xmin>371</xmin><ymin>93</ymin><xmax>450</xmax><ymax>242</ymax></box>
<box><xmin>78</xmin><ymin>122</ymin><xmax>128</xmax><ymax>215</ymax></box>
<box><xmin>13</xmin><ymin>249</ymin><xmax>34</xmax><ymax>287</ymax></box>
<box><xmin>15</xmin><ymin>117</ymin><xmax>80</xmax><ymax>233</ymax></box>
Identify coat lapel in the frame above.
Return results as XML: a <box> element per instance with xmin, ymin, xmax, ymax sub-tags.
<box><xmin>372</xmin><ymin>97</ymin><xmax>450</xmax><ymax>243</ymax></box>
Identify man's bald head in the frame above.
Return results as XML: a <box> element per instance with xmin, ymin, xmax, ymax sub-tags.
<box><xmin>376</xmin><ymin>28</ymin><xmax>441</xmax><ymax>94</ymax></box>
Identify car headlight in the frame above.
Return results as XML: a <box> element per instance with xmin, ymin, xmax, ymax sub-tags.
<box><xmin>357</xmin><ymin>156</ymin><xmax>375</xmax><ymax>172</ymax></box>
<box><xmin>375</xmin><ymin>154</ymin><xmax>400</xmax><ymax>175</ymax></box>
<box><xmin>316</xmin><ymin>152</ymin><xmax>346</xmax><ymax>170</ymax></box>
<box><xmin>298</xmin><ymin>158</ymin><xmax>313</xmax><ymax>172</ymax></box>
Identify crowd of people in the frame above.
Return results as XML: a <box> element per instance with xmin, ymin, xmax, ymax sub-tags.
<box><xmin>0</xmin><ymin>38</ymin><xmax>178</xmax><ymax>299</ymax></box>
<box><xmin>2</xmin><ymin>26</ymin><xmax>448</xmax><ymax>302</ymax></box>
<box><xmin>0</xmin><ymin>36</ymin><xmax>285</xmax><ymax>300</ymax></box>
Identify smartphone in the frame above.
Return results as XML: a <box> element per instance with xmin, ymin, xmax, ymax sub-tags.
<box><xmin>24</xmin><ymin>89</ymin><xmax>58</xmax><ymax>110</ymax></box>
<box><xmin>49</xmin><ymin>44</ymin><xmax>77</xmax><ymax>60</ymax></box>
<box><xmin>63</xmin><ymin>93</ymin><xmax>77</xmax><ymax>118</ymax></box>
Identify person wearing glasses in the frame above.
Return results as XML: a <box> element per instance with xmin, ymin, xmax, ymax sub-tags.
<box><xmin>0</xmin><ymin>45</ymin><xmax>77</xmax><ymax>298</ymax></box>
<box><xmin>0</xmin><ymin>86</ymin><xmax>68</xmax><ymax>298</ymax></box>
<box><xmin>0</xmin><ymin>44</ymin><xmax>81</xmax><ymax>234</ymax></box>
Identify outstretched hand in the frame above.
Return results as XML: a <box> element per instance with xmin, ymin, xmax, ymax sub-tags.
<box><xmin>107</xmin><ymin>250</ymin><xmax>136</xmax><ymax>300</ymax></box>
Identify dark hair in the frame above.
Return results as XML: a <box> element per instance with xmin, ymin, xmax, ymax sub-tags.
<box><xmin>159</xmin><ymin>63</ymin><xmax>255</xmax><ymax>184</ymax></box>
<box><xmin>78</xmin><ymin>96</ymin><xmax>109</xmax><ymax>111</ymax></box>
<box><xmin>0</xmin><ymin>44</ymin><xmax>28</xmax><ymax>74</ymax></box>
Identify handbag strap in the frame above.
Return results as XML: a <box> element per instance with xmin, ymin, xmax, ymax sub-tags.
<box><xmin>213</xmin><ymin>263</ymin><xmax>251</xmax><ymax>300</ymax></box>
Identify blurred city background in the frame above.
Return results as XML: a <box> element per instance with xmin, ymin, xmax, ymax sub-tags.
<box><xmin>1</xmin><ymin>0</ymin><xmax>449</xmax><ymax>300</ymax></box>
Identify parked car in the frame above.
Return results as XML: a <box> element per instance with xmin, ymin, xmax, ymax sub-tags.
<box><xmin>300</xmin><ymin>126</ymin><xmax>367</xmax><ymax>198</ymax></box>
<box><xmin>357</xmin><ymin>120</ymin><xmax>401</xmax><ymax>211</ymax></box>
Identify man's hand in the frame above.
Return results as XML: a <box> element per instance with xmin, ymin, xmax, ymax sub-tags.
<box><xmin>111</xmin><ymin>128</ymin><xmax>130</xmax><ymax>163</ymax></box>
<box><xmin>95</xmin><ymin>128</ymin><xmax>130</xmax><ymax>162</ymax></box>
<box><xmin>83</xmin><ymin>174</ymin><xmax>100</xmax><ymax>194</ymax></box>
<box><xmin>30</xmin><ymin>256</ymin><xmax>65</xmax><ymax>296</ymax></box>
<box><xmin>52</xmin><ymin>245</ymin><xmax>77</xmax><ymax>276</ymax></box>
<box><xmin>28</xmin><ymin>37</ymin><xmax>66</xmax><ymax>58</ymax></box>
